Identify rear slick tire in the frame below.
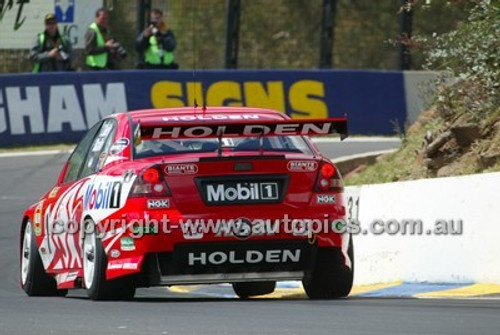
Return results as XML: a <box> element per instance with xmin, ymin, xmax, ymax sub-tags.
<box><xmin>302</xmin><ymin>236</ymin><xmax>354</xmax><ymax>299</ymax></box>
<box><xmin>83</xmin><ymin>220</ymin><xmax>135</xmax><ymax>301</ymax></box>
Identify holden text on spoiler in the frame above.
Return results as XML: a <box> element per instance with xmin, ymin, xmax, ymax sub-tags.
<box><xmin>141</xmin><ymin>118</ymin><xmax>348</xmax><ymax>140</ymax></box>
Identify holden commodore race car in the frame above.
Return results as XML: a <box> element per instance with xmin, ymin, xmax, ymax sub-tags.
<box><xmin>20</xmin><ymin>107</ymin><xmax>353</xmax><ymax>300</ymax></box>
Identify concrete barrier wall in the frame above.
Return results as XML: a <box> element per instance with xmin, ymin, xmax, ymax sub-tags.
<box><xmin>403</xmin><ymin>71</ymin><xmax>441</xmax><ymax>124</ymax></box>
<box><xmin>344</xmin><ymin>172</ymin><xmax>500</xmax><ymax>285</ymax></box>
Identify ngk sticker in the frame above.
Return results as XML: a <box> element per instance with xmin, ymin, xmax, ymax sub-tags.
<box><xmin>287</xmin><ymin>161</ymin><xmax>318</xmax><ymax>172</ymax></box>
<box><xmin>317</xmin><ymin>195</ymin><xmax>336</xmax><ymax>204</ymax></box>
<box><xmin>147</xmin><ymin>199</ymin><xmax>170</xmax><ymax>209</ymax></box>
<box><xmin>164</xmin><ymin>164</ymin><xmax>198</xmax><ymax>175</ymax></box>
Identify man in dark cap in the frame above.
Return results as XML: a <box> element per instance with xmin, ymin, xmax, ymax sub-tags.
<box><xmin>85</xmin><ymin>8</ymin><xmax>127</xmax><ymax>70</ymax></box>
<box><xmin>29</xmin><ymin>14</ymin><xmax>74</xmax><ymax>73</ymax></box>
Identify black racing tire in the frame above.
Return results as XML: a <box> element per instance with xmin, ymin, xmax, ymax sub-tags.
<box><xmin>302</xmin><ymin>235</ymin><xmax>354</xmax><ymax>299</ymax></box>
<box><xmin>83</xmin><ymin>220</ymin><xmax>136</xmax><ymax>301</ymax></box>
<box><xmin>20</xmin><ymin>221</ymin><xmax>67</xmax><ymax>297</ymax></box>
<box><xmin>233</xmin><ymin>281</ymin><xmax>276</xmax><ymax>298</ymax></box>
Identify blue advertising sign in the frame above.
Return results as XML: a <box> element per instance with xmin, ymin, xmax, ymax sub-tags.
<box><xmin>0</xmin><ymin>70</ymin><xmax>407</xmax><ymax>147</ymax></box>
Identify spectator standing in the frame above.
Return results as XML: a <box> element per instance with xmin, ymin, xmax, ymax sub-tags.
<box><xmin>30</xmin><ymin>13</ymin><xmax>74</xmax><ymax>73</ymax></box>
<box><xmin>85</xmin><ymin>8</ymin><xmax>127</xmax><ymax>70</ymax></box>
<box><xmin>136</xmin><ymin>9</ymin><xmax>178</xmax><ymax>69</ymax></box>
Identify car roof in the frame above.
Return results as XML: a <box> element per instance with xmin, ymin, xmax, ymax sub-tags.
<box><xmin>127</xmin><ymin>106</ymin><xmax>290</xmax><ymax>123</ymax></box>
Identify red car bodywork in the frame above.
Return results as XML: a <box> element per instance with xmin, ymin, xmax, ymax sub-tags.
<box><xmin>21</xmin><ymin>107</ymin><xmax>350</xmax><ymax>291</ymax></box>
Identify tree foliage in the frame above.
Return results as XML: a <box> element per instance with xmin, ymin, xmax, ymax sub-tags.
<box><xmin>423</xmin><ymin>0</ymin><xmax>499</xmax><ymax>122</ymax></box>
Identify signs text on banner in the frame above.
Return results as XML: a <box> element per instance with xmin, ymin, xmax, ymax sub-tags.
<box><xmin>150</xmin><ymin>80</ymin><xmax>329</xmax><ymax>119</ymax></box>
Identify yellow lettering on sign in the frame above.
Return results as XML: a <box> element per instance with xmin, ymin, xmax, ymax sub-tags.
<box><xmin>186</xmin><ymin>81</ymin><xmax>204</xmax><ymax>107</ymax></box>
<box><xmin>206</xmin><ymin>81</ymin><xmax>243</xmax><ymax>106</ymax></box>
<box><xmin>244</xmin><ymin>81</ymin><xmax>285</xmax><ymax>112</ymax></box>
<box><xmin>151</xmin><ymin>81</ymin><xmax>185</xmax><ymax>108</ymax></box>
<box><xmin>149</xmin><ymin>79</ymin><xmax>329</xmax><ymax>116</ymax></box>
<box><xmin>289</xmin><ymin>80</ymin><xmax>328</xmax><ymax>118</ymax></box>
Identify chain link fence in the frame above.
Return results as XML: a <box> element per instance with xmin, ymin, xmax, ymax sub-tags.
<box><xmin>167</xmin><ymin>0</ymin><xmax>401</xmax><ymax>70</ymax></box>
<box><xmin>0</xmin><ymin>0</ymin><xmax>469</xmax><ymax>73</ymax></box>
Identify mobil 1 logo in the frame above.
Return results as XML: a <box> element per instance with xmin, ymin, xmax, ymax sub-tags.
<box><xmin>203</xmin><ymin>181</ymin><xmax>280</xmax><ymax>205</ymax></box>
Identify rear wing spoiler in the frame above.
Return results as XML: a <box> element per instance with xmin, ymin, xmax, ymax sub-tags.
<box><xmin>139</xmin><ymin>117</ymin><xmax>348</xmax><ymax>141</ymax></box>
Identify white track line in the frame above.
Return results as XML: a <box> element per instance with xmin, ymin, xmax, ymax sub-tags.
<box><xmin>331</xmin><ymin>149</ymin><xmax>398</xmax><ymax>163</ymax></box>
<box><xmin>312</xmin><ymin>137</ymin><xmax>401</xmax><ymax>143</ymax></box>
<box><xmin>0</xmin><ymin>149</ymin><xmax>73</xmax><ymax>158</ymax></box>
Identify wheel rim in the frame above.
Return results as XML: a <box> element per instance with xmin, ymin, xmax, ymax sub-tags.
<box><xmin>83</xmin><ymin>225</ymin><xmax>96</xmax><ymax>289</ymax></box>
<box><xmin>21</xmin><ymin>222</ymin><xmax>32</xmax><ymax>286</ymax></box>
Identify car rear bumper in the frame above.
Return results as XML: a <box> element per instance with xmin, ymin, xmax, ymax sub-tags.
<box><xmin>137</xmin><ymin>238</ymin><xmax>319</xmax><ymax>286</ymax></box>
<box><xmin>101</xmin><ymin>206</ymin><xmax>348</xmax><ymax>283</ymax></box>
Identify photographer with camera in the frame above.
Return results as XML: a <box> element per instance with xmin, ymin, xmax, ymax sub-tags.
<box><xmin>136</xmin><ymin>9</ymin><xmax>178</xmax><ymax>70</ymax></box>
<box><xmin>85</xmin><ymin>8</ymin><xmax>127</xmax><ymax>70</ymax></box>
<box><xmin>30</xmin><ymin>14</ymin><xmax>74</xmax><ymax>73</ymax></box>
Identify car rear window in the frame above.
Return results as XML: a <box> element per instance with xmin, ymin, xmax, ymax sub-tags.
<box><xmin>134</xmin><ymin>136</ymin><xmax>313</xmax><ymax>159</ymax></box>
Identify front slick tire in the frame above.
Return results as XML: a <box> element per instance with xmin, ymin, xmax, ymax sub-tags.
<box><xmin>303</xmin><ymin>237</ymin><xmax>354</xmax><ymax>299</ymax></box>
<box><xmin>233</xmin><ymin>281</ymin><xmax>276</xmax><ymax>298</ymax></box>
<box><xmin>83</xmin><ymin>222</ymin><xmax>135</xmax><ymax>301</ymax></box>
<box><xmin>21</xmin><ymin>221</ymin><xmax>67</xmax><ymax>297</ymax></box>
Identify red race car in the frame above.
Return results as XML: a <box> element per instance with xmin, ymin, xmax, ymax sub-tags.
<box><xmin>20</xmin><ymin>107</ymin><xmax>353</xmax><ymax>300</ymax></box>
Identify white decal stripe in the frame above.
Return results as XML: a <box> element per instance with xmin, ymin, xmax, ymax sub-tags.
<box><xmin>101</xmin><ymin>228</ymin><xmax>125</xmax><ymax>242</ymax></box>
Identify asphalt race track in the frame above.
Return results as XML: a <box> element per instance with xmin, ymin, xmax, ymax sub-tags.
<box><xmin>1</xmin><ymin>140</ymin><xmax>499</xmax><ymax>335</ymax></box>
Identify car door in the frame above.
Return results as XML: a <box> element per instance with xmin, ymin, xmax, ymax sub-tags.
<box><xmin>40</xmin><ymin>122</ymin><xmax>104</xmax><ymax>273</ymax></box>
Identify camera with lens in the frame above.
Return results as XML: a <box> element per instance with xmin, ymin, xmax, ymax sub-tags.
<box><xmin>149</xmin><ymin>24</ymin><xmax>159</xmax><ymax>36</ymax></box>
<box><xmin>57</xmin><ymin>44</ymin><xmax>69</xmax><ymax>61</ymax></box>
<box><xmin>115</xmin><ymin>44</ymin><xmax>128</xmax><ymax>58</ymax></box>
<box><xmin>116</xmin><ymin>45</ymin><xmax>127</xmax><ymax>58</ymax></box>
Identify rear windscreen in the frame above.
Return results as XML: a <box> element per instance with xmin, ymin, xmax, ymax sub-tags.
<box><xmin>135</xmin><ymin>136</ymin><xmax>313</xmax><ymax>159</ymax></box>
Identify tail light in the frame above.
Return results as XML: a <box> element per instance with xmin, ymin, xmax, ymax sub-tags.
<box><xmin>129</xmin><ymin>166</ymin><xmax>171</xmax><ymax>197</ymax></box>
<box><xmin>315</xmin><ymin>162</ymin><xmax>344</xmax><ymax>193</ymax></box>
